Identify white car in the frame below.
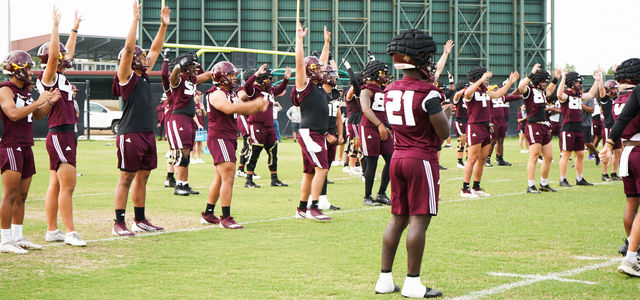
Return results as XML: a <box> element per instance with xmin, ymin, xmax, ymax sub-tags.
<box><xmin>84</xmin><ymin>102</ymin><xmax>123</xmax><ymax>134</ymax></box>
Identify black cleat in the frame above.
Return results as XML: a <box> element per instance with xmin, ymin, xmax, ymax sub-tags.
<box><xmin>595</xmin><ymin>155</ymin><xmax>601</xmax><ymax>166</ymax></box>
<box><xmin>576</xmin><ymin>178</ymin><xmax>593</xmax><ymax>186</ymax></box>
<box><xmin>327</xmin><ymin>179</ymin><xmax>334</xmax><ymax>184</ymax></box>
<box><xmin>559</xmin><ymin>179</ymin><xmax>572</xmax><ymax>187</ymax></box>
<box><xmin>539</xmin><ymin>184</ymin><xmax>557</xmax><ymax>192</ymax></box>
<box><xmin>439</xmin><ymin>165</ymin><xmax>447</xmax><ymax>170</ymax></box>
<box><xmin>375</xmin><ymin>193</ymin><xmax>391</xmax><ymax>205</ymax></box>
<box><xmin>271</xmin><ymin>179</ymin><xmax>288</xmax><ymax>187</ymax></box>
<box><xmin>164</xmin><ymin>177</ymin><xmax>176</xmax><ymax>188</ymax></box>
<box><xmin>484</xmin><ymin>158</ymin><xmax>493</xmax><ymax>167</ymax></box>
<box><xmin>602</xmin><ymin>174</ymin><xmax>612</xmax><ymax>182</ymax></box>
<box><xmin>497</xmin><ymin>159</ymin><xmax>512</xmax><ymax>166</ymax></box>
<box><xmin>424</xmin><ymin>287</ymin><xmax>443</xmax><ymax>298</ymax></box>
<box><xmin>174</xmin><ymin>184</ymin><xmax>190</xmax><ymax>196</ymax></box>
<box><xmin>527</xmin><ymin>186</ymin><xmax>541</xmax><ymax>194</ymax></box>
<box><xmin>245</xmin><ymin>179</ymin><xmax>261</xmax><ymax>188</ymax></box>
<box><xmin>363</xmin><ymin>196</ymin><xmax>382</xmax><ymax>206</ymax></box>
<box><xmin>328</xmin><ymin>205</ymin><xmax>341</xmax><ymax>210</ymax></box>
<box><xmin>185</xmin><ymin>184</ymin><xmax>199</xmax><ymax>195</ymax></box>
<box><xmin>620</xmin><ymin>238</ymin><xmax>629</xmax><ymax>256</ymax></box>
<box><xmin>611</xmin><ymin>174</ymin><xmax>623</xmax><ymax>181</ymax></box>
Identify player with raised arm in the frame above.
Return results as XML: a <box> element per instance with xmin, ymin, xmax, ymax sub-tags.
<box><xmin>199</xmin><ymin>61</ymin><xmax>268</xmax><ymax>229</ymax></box>
<box><xmin>0</xmin><ymin>51</ymin><xmax>61</xmax><ymax>253</ymax></box>
<box><xmin>600</xmin><ymin>79</ymin><xmax>622</xmax><ymax>181</ymax></box>
<box><xmin>343</xmin><ymin>59</ymin><xmax>364</xmax><ymax>176</ymax></box>
<box><xmin>290</xmin><ymin>22</ymin><xmax>332</xmax><ymax>221</ymax></box>
<box><xmin>374</xmin><ymin>28</ymin><xmax>449</xmax><ymax>299</ymax></box>
<box><xmin>111</xmin><ymin>1</ymin><xmax>170</xmax><ymax>236</ymax></box>
<box><xmin>517</xmin><ymin>63</ymin><xmax>561</xmax><ymax>193</ymax></box>
<box><xmin>486</xmin><ymin>81</ymin><xmax>521</xmax><ymax>167</ymax></box>
<box><xmin>460</xmin><ymin>67</ymin><xmax>519</xmax><ymax>197</ymax></box>
<box><xmin>556</xmin><ymin>69</ymin><xmax>603</xmax><ymax>187</ymax></box>
<box><xmin>452</xmin><ymin>80</ymin><xmax>469</xmax><ymax>169</ymax></box>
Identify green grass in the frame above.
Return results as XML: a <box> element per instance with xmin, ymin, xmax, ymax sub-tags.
<box><xmin>1</xmin><ymin>137</ymin><xmax>638</xmax><ymax>299</ymax></box>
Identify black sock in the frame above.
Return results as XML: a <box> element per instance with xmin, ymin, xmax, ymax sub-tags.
<box><xmin>463</xmin><ymin>182</ymin><xmax>469</xmax><ymax>190</ymax></box>
<box><xmin>407</xmin><ymin>273</ymin><xmax>420</xmax><ymax>278</ymax></box>
<box><xmin>355</xmin><ymin>162</ymin><xmax>360</xmax><ymax>167</ymax></box>
<box><xmin>311</xmin><ymin>200</ymin><xmax>319</xmax><ymax>209</ymax></box>
<box><xmin>381</xmin><ymin>269</ymin><xmax>392</xmax><ymax>273</ymax></box>
<box><xmin>299</xmin><ymin>201</ymin><xmax>307</xmax><ymax>210</ymax></box>
<box><xmin>222</xmin><ymin>206</ymin><xmax>231</xmax><ymax>219</ymax></box>
<box><xmin>473</xmin><ymin>181</ymin><xmax>480</xmax><ymax>190</ymax></box>
<box><xmin>204</xmin><ymin>203</ymin><xmax>215</xmax><ymax>215</ymax></box>
<box><xmin>271</xmin><ymin>173</ymin><xmax>278</xmax><ymax>180</ymax></box>
<box><xmin>497</xmin><ymin>155</ymin><xmax>503</xmax><ymax>160</ymax></box>
<box><xmin>134</xmin><ymin>206</ymin><xmax>145</xmax><ymax>221</ymax></box>
<box><xmin>247</xmin><ymin>174</ymin><xmax>253</xmax><ymax>180</ymax></box>
<box><xmin>238</xmin><ymin>165</ymin><xmax>245</xmax><ymax>172</ymax></box>
<box><xmin>115</xmin><ymin>209</ymin><xmax>125</xmax><ymax>223</ymax></box>
<box><xmin>344</xmin><ymin>162</ymin><xmax>348</xmax><ymax>167</ymax></box>
<box><xmin>612</xmin><ymin>172</ymin><xmax>618</xmax><ymax>177</ymax></box>
<box><xmin>167</xmin><ymin>172</ymin><xmax>174</xmax><ymax>179</ymax></box>
<box><xmin>321</xmin><ymin>178</ymin><xmax>328</xmax><ymax>195</ymax></box>
<box><xmin>458</xmin><ymin>158</ymin><xmax>463</xmax><ymax>164</ymax></box>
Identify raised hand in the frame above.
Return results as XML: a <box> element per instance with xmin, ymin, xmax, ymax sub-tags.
<box><xmin>530</xmin><ymin>63</ymin><xmax>541</xmax><ymax>75</ymax></box>
<box><xmin>553</xmin><ymin>68</ymin><xmax>562</xmax><ymax>78</ymax></box>
<box><xmin>160</xmin><ymin>6</ymin><xmax>171</xmax><ymax>25</ymax></box>
<box><xmin>163</xmin><ymin>48</ymin><xmax>171</xmax><ymax>57</ymax></box>
<box><xmin>284</xmin><ymin>67</ymin><xmax>292</xmax><ymax>79</ymax></box>
<box><xmin>53</xmin><ymin>5</ymin><xmax>61</xmax><ymax>27</ymax></box>
<box><xmin>133</xmin><ymin>0</ymin><xmax>141</xmax><ymax>20</ymax></box>
<box><xmin>342</xmin><ymin>58</ymin><xmax>351</xmax><ymax>70</ymax></box>
<box><xmin>256</xmin><ymin>64</ymin><xmax>268</xmax><ymax>76</ymax></box>
<box><xmin>482</xmin><ymin>71</ymin><xmax>493</xmax><ymax>80</ymax></box>
<box><xmin>443</xmin><ymin>40</ymin><xmax>454</xmax><ymax>54</ymax></box>
<box><xmin>324</xmin><ymin>25</ymin><xmax>331</xmax><ymax>43</ymax></box>
<box><xmin>73</xmin><ymin>10</ymin><xmax>84</xmax><ymax>30</ymax></box>
<box><xmin>509</xmin><ymin>71</ymin><xmax>520</xmax><ymax>83</ymax></box>
<box><xmin>297</xmin><ymin>21</ymin><xmax>307</xmax><ymax>39</ymax></box>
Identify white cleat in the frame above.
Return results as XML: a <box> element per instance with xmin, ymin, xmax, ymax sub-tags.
<box><xmin>235</xmin><ymin>170</ymin><xmax>247</xmax><ymax>177</ymax></box>
<box><xmin>0</xmin><ymin>241</ymin><xmax>28</xmax><ymax>254</ymax></box>
<box><xmin>618</xmin><ymin>259</ymin><xmax>640</xmax><ymax>277</ymax></box>
<box><xmin>472</xmin><ymin>188</ymin><xmax>490</xmax><ymax>197</ymax></box>
<box><xmin>331</xmin><ymin>160</ymin><xmax>343</xmax><ymax>166</ymax></box>
<box><xmin>456</xmin><ymin>162</ymin><xmax>465</xmax><ymax>169</ymax></box>
<box><xmin>342</xmin><ymin>166</ymin><xmax>350</xmax><ymax>173</ymax></box>
<box><xmin>45</xmin><ymin>230</ymin><xmax>66</xmax><ymax>242</ymax></box>
<box><xmin>15</xmin><ymin>238</ymin><xmax>43</xmax><ymax>250</ymax></box>
<box><xmin>460</xmin><ymin>189</ymin><xmax>478</xmax><ymax>198</ymax></box>
<box><xmin>64</xmin><ymin>232</ymin><xmax>87</xmax><ymax>247</ymax></box>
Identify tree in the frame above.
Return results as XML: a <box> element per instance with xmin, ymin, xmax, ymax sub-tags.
<box><xmin>563</xmin><ymin>63</ymin><xmax>576</xmax><ymax>73</ymax></box>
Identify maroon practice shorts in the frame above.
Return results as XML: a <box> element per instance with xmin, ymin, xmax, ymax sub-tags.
<box><xmin>491</xmin><ymin>120</ymin><xmax>507</xmax><ymax>140</ymax></box>
<box><xmin>237</xmin><ymin>115</ymin><xmax>249</xmax><ymax>137</ymax></box>
<box><xmin>560</xmin><ymin>131</ymin><xmax>584</xmax><ymax>152</ymax></box>
<box><xmin>454</xmin><ymin>120</ymin><xmax>467</xmax><ymax>137</ymax></box>
<box><xmin>602</xmin><ymin>128</ymin><xmax>622</xmax><ymax>149</ymax></box>
<box><xmin>298</xmin><ymin>128</ymin><xmax>328</xmax><ymax>174</ymax></box>
<box><xmin>623</xmin><ymin>148</ymin><xmax>640</xmax><ymax>197</ymax></box>
<box><xmin>467</xmin><ymin>123</ymin><xmax>491</xmax><ymax>147</ymax></box>
<box><xmin>0</xmin><ymin>146</ymin><xmax>35</xmax><ymax>179</ymax></box>
<box><xmin>549</xmin><ymin>121</ymin><xmax>561</xmax><ymax>137</ymax></box>
<box><xmin>390</xmin><ymin>157</ymin><xmax>439</xmax><ymax>216</ymax></box>
<box><xmin>46</xmin><ymin>131</ymin><xmax>77</xmax><ymax>170</ymax></box>
<box><xmin>592</xmin><ymin>118</ymin><xmax>603</xmax><ymax>137</ymax></box>
<box><xmin>360</xmin><ymin>125</ymin><xmax>394</xmax><ymax>157</ymax></box>
<box><xmin>525</xmin><ymin>123</ymin><xmax>552</xmax><ymax>146</ymax></box>
<box><xmin>327</xmin><ymin>134</ymin><xmax>338</xmax><ymax>166</ymax></box>
<box><xmin>207</xmin><ymin>137</ymin><xmax>237</xmax><ymax>165</ymax></box>
<box><xmin>167</xmin><ymin>114</ymin><xmax>195</xmax><ymax>150</ymax></box>
<box><xmin>346</xmin><ymin>123</ymin><xmax>360</xmax><ymax>139</ymax></box>
<box><xmin>117</xmin><ymin>132</ymin><xmax>157</xmax><ymax>172</ymax></box>
<box><xmin>249</xmin><ymin>124</ymin><xmax>278</xmax><ymax>146</ymax></box>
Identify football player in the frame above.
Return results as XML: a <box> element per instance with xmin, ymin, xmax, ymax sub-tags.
<box><xmin>200</xmin><ymin>61</ymin><xmax>268</xmax><ymax>229</ymax></box>
<box><xmin>452</xmin><ymin>80</ymin><xmax>469</xmax><ymax>169</ymax></box>
<box><xmin>460</xmin><ymin>66</ymin><xmax>519</xmax><ymax>197</ymax></box>
<box><xmin>342</xmin><ymin>59</ymin><xmax>364</xmax><ymax>176</ymax></box>
<box><xmin>556</xmin><ymin>69</ymin><xmax>603</xmax><ymax>187</ymax></box>
<box><xmin>239</xmin><ymin>63</ymin><xmax>291</xmax><ymax>188</ymax></box>
<box><xmin>486</xmin><ymin>81</ymin><xmax>521</xmax><ymax>167</ymax></box>
<box><xmin>111</xmin><ymin>1</ymin><xmax>170</xmax><ymax>236</ymax></box>
<box><xmin>517</xmin><ymin>63</ymin><xmax>561</xmax><ymax>193</ymax></box>
<box><xmin>0</xmin><ymin>51</ymin><xmax>61</xmax><ymax>253</ymax></box>
<box><xmin>600</xmin><ymin>79</ymin><xmax>622</xmax><ymax>181</ymax></box>
<box><xmin>374</xmin><ymin>28</ymin><xmax>449</xmax><ymax>299</ymax></box>
<box><xmin>290</xmin><ymin>21</ymin><xmax>332</xmax><ymax>221</ymax></box>
<box><xmin>160</xmin><ymin>49</ymin><xmax>176</xmax><ymax>188</ymax></box>
<box><xmin>36</xmin><ymin>8</ymin><xmax>86</xmax><ymax>246</ymax></box>
<box><xmin>600</xmin><ymin>58</ymin><xmax>640</xmax><ymax>276</ymax></box>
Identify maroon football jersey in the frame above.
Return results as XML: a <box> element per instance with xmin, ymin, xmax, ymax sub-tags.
<box><xmin>360</xmin><ymin>83</ymin><xmax>387</xmax><ymax>127</ymax></box>
<box><xmin>490</xmin><ymin>97</ymin><xmax>506</xmax><ymax>123</ymax></box>
<box><xmin>560</xmin><ymin>90</ymin><xmax>583</xmax><ymax>125</ymax></box>
<box><xmin>464</xmin><ymin>86</ymin><xmax>491</xmax><ymax>123</ymax></box>
<box><xmin>346</xmin><ymin>94</ymin><xmax>361</xmax><ymax>117</ymax></box>
<box><xmin>206</xmin><ymin>87</ymin><xmax>238</xmax><ymax>140</ymax></box>
<box><xmin>243</xmin><ymin>75</ymin><xmax>288</xmax><ymax>127</ymax></box>
<box><xmin>170</xmin><ymin>74</ymin><xmax>197</xmax><ymax>112</ymax></box>
<box><xmin>0</xmin><ymin>82</ymin><xmax>35</xmax><ymax>147</ymax></box>
<box><xmin>523</xmin><ymin>86</ymin><xmax>548</xmax><ymax>122</ymax></box>
<box><xmin>454</xmin><ymin>96</ymin><xmax>468</xmax><ymax>121</ymax></box>
<box><xmin>612</xmin><ymin>91</ymin><xmax>640</xmax><ymax>140</ymax></box>
<box><xmin>383</xmin><ymin>77</ymin><xmax>444</xmax><ymax>161</ymax></box>
<box><xmin>36</xmin><ymin>73</ymin><xmax>78</xmax><ymax>128</ymax></box>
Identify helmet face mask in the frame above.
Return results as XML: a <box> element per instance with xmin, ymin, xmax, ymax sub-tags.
<box><xmin>323</xmin><ymin>66</ymin><xmax>339</xmax><ymax>87</ymax></box>
<box><xmin>37</xmin><ymin>42</ymin><xmax>73</xmax><ymax>72</ymax></box>
<box><xmin>212</xmin><ymin>61</ymin><xmax>239</xmax><ymax>90</ymax></box>
<box><xmin>604</xmin><ymin>80</ymin><xmax>619</xmax><ymax>98</ymax></box>
<box><xmin>304</xmin><ymin>56</ymin><xmax>324</xmax><ymax>83</ymax></box>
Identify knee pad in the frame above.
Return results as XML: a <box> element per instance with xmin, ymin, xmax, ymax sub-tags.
<box><xmin>457</xmin><ymin>143</ymin><xmax>465</xmax><ymax>153</ymax></box>
<box><xmin>267</xmin><ymin>143</ymin><xmax>278</xmax><ymax>171</ymax></box>
<box><xmin>178</xmin><ymin>153</ymin><xmax>190</xmax><ymax>167</ymax></box>
<box><xmin>168</xmin><ymin>149</ymin><xmax>179</xmax><ymax>165</ymax></box>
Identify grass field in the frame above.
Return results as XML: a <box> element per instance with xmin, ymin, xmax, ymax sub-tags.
<box><xmin>1</xmin><ymin>137</ymin><xmax>638</xmax><ymax>299</ymax></box>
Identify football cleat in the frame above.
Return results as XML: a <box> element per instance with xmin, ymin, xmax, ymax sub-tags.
<box><xmin>460</xmin><ymin>189</ymin><xmax>478</xmax><ymax>198</ymax></box>
<box><xmin>484</xmin><ymin>158</ymin><xmax>493</xmax><ymax>167</ymax></box>
<box><xmin>363</xmin><ymin>196</ymin><xmax>382</xmax><ymax>206</ymax></box>
<box><xmin>0</xmin><ymin>241</ymin><xmax>28</xmax><ymax>254</ymax></box>
<box><xmin>15</xmin><ymin>238</ymin><xmax>43</xmax><ymax>250</ymax></box>
<box><xmin>331</xmin><ymin>160</ymin><xmax>344</xmax><ymax>166</ymax></box>
<box><xmin>220</xmin><ymin>216</ymin><xmax>244</xmax><ymax>229</ymax></box>
<box><xmin>112</xmin><ymin>220</ymin><xmax>135</xmax><ymax>236</ymax></box>
<box><xmin>342</xmin><ymin>166</ymin><xmax>351</xmax><ymax>173</ymax></box>
<box><xmin>527</xmin><ymin>186</ymin><xmax>541</xmax><ymax>194</ymax></box>
<box><xmin>235</xmin><ymin>170</ymin><xmax>247</xmax><ymax>177</ymax></box>
<box><xmin>472</xmin><ymin>188</ymin><xmax>490</xmax><ymax>197</ymax></box>
<box><xmin>539</xmin><ymin>184</ymin><xmax>557</xmax><ymax>192</ymax></box>
<box><xmin>611</xmin><ymin>174</ymin><xmax>623</xmax><ymax>181</ymax></box>
<box><xmin>497</xmin><ymin>159</ymin><xmax>512</xmax><ymax>166</ymax></box>
<box><xmin>132</xmin><ymin>219</ymin><xmax>164</xmax><ymax>232</ymax></box>
<box><xmin>200</xmin><ymin>212</ymin><xmax>221</xmax><ymax>225</ymax></box>
<box><xmin>306</xmin><ymin>208</ymin><xmax>331</xmax><ymax>221</ymax></box>
<box><xmin>174</xmin><ymin>184</ymin><xmax>191</xmax><ymax>196</ymax></box>
<box><xmin>252</xmin><ymin>173</ymin><xmax>262</xmax><ymax>179</ymax></box>
<box><xmin>245</xmin><ymin>179</ymin><xmax>261</xmax><ymax>188</ymax></box>
<box><xmin>602</xmin><ymin>174</ymin><xmax>612</xmax><ymax>182</ymax></box>
<box><xmin>164</xmin><ymin>177</ymin><xmax>176</xmax><ymax>188</ymax></box>
<box><xmin>295</xmin><ymin>208</ymin><xmax>307</xmax><ymax>219</ymax></box>
<box><xmin>559</xmin><ymin>179</ymin><xmax>572</xmax><ymax>187</ymax></box>
<box><xmin>456</xmin><ymin>161</ymin><xmax>465</xmax><ymax>169</ymax></box>
<box><xmin>595</xmin><ymin>155</ymin><xmax>601</xmax><ymax>166</ymax></box>
<box><xmin>618</xmin><ymin>259</ymin><xmax>640</xmax><ymax>277</ymax></box>
<box><xmin>444</xmin><ymin>144</ymin><xmax>452</xmax><ymax>148</ymax></box>
<box><xmin>619</xmin><ymin>238</ymin><xmax>629</xmax><ymax>256</ymax></box>
<box><xmin>328</xmin><ymin>205</ymin><xmax>341</xmax><ymax>210</ymax></box>
<box><xmin>375</xmin><ymin>193</ymin><xmax>391</xmax><ymax>205</ymax></box>
<box><xmin>439</xmin><ymin>165</ymin><xmax>447</xmax><ymax>170</ymax></box>
<box><xmin>271</xmin><ymin>179</ymin><xmax>288</xmax><ymax>187</ymax></box>
<box><xmin>64</xmin><ymin>232</ymin><xmax>87</xmax><ymax>247</ymax></box>
<box><xmin>375</xmin><ymin>280</ymin><xmax>400</xmax><ymax>294</ymax></box>
<box><xmin>576</xmin><ymin>178</ymin><xmax>593</xmax><ymax>186</ymax></box>
<box><xmin>45</xmin><ymin>229</ymin><xmax>66</xmax><ymax>242</ymax></box>
<box><xmin>184</xmin><ymin>184</ymin><xmax>199</xmax><ymax>195</ymax></box>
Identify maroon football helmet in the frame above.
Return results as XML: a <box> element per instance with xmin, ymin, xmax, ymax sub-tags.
<box><xmin>37</xmin><ymin>42</ymin><xmax>73</xmax><ymax>69</ymax></box>
<box><xmin>604</xmin><ymin>79</ymin><xmax>619</xmax><ymax>97</ymax></box>
<box><xmin>304</xmin><ymin>56</ymin><xmax>323</xmax><ymax>83</ymax></box>
<box><xmin>322</xmin><ymin>65</ymin><xmax>338</xmax><ymax>87</ymax></box>
<box><xmin>212</xmin><ymin>61</ymin><xmax>238</xmax><ymax>90</ymax></box>
<box><xmin>3</xmin><ymin>50</ymin><xmax>35</xmax><ymax>84</ymax></box>
<box><xmin>118</xmin><ymin>46</ymin><xmax>149</xmax><ymax>72</ymax></box>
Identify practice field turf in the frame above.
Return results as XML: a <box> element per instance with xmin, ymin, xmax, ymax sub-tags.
<box><xmin>1</xmin><ymin>137</ymin><xmax>637</xmax><ymax>299</ymax></box>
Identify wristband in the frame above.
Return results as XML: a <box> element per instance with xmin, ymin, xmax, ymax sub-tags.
<box><xmin>607</xmin><ymin>140</ymin><xmax>615</xmax><ymax>147</ymax></box>
<box><xmin>71</xmin><ymin>29</ymin><xmax>78</xmax><ymax>33</ymax></box>
<box><xmin>47</xmin><ymin>99</ymin><xmax>53</xmax><ymax>106</ymax></box>
<box><xmin>551</xmin><ymin>78</ymin><xmax>558</xmax><ymax>85</ymax></box>
<box><xmin>527</xmin><ymin>73</ymin><xmax>534</xmax><ymax>80</ymax></box>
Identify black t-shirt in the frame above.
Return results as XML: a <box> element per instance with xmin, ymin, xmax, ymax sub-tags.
<box><xmin>291</xmin><ymin>81</ymin><xmax>330</xmax><ymax>133</ymax></box>
<box><xmin>598</xmin><ymin>95</ymin><xmax>615</xmax><ymax>128</ymax></box>
<box><xmin>114</xmin><ymin>73</ymin><xmax>156</xmax><ymax>134</ymax></box>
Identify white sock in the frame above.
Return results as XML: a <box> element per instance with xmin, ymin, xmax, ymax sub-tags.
<box><xmin>401</xmin><ymin>276</ymin><xmax>426</xmax><ymax>298</ymax></box>
<box><xmin>560</xmin><ymin>176</ymin><xmax>566</xmax><ymax>181</ymax></box>
<box><xmin>577</xmin><ymin>174</ymin><xmax>583</xmax><ymax>181</ymax></box>
<box><xmin>1</xmin><ymin>229</ymin><xmax>12</xmax><ymax>244</ymax></box>
<box><xmin>47</xmin><ymin>229</ymin><xmax>60</xmax><ymax>235</ymax></box>
<box><xmin>176</xmin><ymin>180</ymin><xmax>184</xmax><ymax>186</ymax></box>
<box><xmin>11</xmin><ymin>224</ymin><xmax>23</xmax><ymax>241</ymax></box>
<box><xmin>375</xmin><ymin>272</ymin><xmax>395</xmax><ymax>293</ymax></box>
<box><xmin>528</xmin><ymin>180</ymin><xmax>535</xmax><ymax>187</ymax></box>
<box><xmin>541</xmin><ymin>178</ymin><xmax>548</xmax><ymax>186</ymax></box>
<box><xmin>626</xmin><ymin>251</ymin><xmax>637</xmax><ymax>263</ymax></box>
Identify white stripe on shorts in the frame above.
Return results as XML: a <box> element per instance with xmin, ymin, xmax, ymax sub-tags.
<box><xmin>171</xmin><ymin>120</ymin><xmax>183</xmax><ymax>149</ymax></box>
<box><xmin>527</xmin><ymin>124</ymin><xmax>535</xmax><ymax>144</ymax></box>
<box><xmin>360</xmin><ymin>126</ymin><xmax>368</xmax><ymax>156</ymax></box>
<box><xmin>7</xmin><ymin>148</ymin><xmax>16</xmax><ymax>171</ymax></box>
<box><xmin>119</xmin><ymin>135</ymin><xmax>126</xmax><ymax>169</ymax></box>
<box><xmin>52</xmin><ymin>134</ymin><xmax>68</xmax><ymax>163</ymax></box>
<box><xmin>217</xmin><ymin>139</ymin><xmax>230</xmax><ymax>162</ymax></box>
<box><xmin>423</xmin><ymin>160</ymin><xmax>437</xmax><ymax>215</ymax></box>
<box><xmin>561</xmin><ymin>131</ymin><xmax>567</xmax><ymax>151</ymax></box>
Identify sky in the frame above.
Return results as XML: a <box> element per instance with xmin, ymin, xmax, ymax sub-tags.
<box><xmin>1</xmin><ymin>0</ymin><xmax>639</xmax><ymax>75</ymax></box>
